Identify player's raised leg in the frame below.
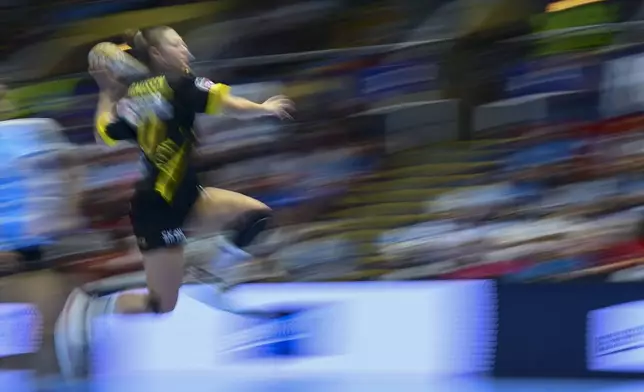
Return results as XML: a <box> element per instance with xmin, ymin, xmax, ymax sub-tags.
<box><xmin>186</xmin><ymin>187</ymin><xmax>272</xmax><ymax>286</ymax></box>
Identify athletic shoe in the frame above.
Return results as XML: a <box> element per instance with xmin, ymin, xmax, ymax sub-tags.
<box><xmin>209</xmin><ymin>235</ymin><xmax>254</xmax><ymax>290</ymax></box>
<box><xmin>54</xmin><ymin>288</ymin><xmax>91</xmax><ymax>379</ymax></box>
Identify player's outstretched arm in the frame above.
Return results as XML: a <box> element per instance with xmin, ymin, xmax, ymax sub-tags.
<box><xmin>222</xmin><ymin>94</ymin><xmax>294</xmax><ymax>120</ymax></box>
<box><xmin>188</xmin><ymin>77</ymin><xmax>294</xmax><ymax>120</ymax></box>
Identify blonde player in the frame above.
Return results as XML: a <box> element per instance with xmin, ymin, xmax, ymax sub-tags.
<box><xmin>90</xmin><ymin>26</ymin><xmax>293</xmax><ymax>315</ymax></box>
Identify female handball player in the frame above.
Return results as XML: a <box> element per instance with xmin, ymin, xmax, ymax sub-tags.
<box><xmin>90</xmin><ymin>26</ymin><xmax>294</xmax><ymax>315</ymax></box>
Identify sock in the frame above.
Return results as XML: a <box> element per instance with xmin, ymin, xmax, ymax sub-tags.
<box><xmin>226</xmin><ymin>210</ymin><xmax>272</xmax><ymax>248</ymax></box>
<box><xmin>214</xmin><ymin>235</ymin><xmax>252</xmax><ymax>269</ymax></box>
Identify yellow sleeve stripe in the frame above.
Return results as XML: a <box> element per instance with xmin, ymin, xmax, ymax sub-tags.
<box><xmin>204</xmin><ymin>83</ymin><xmax>231</xmax><ymax>115</ymax></box>
<box><xmin>96</xmin><ymin>112</ymin><xmax>118</xmax><ymax>146</ymax></box>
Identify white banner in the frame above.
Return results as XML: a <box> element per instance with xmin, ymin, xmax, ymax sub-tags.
<box><xmin>0</xmin><ymin>304</ymin><xmax>41</xmax><ymax>358</ymax></box>
<box><xmin>91</xmin><ymin>281</ymin><xmax>496</xmax><ymax>377</ymax></box>
<box><xmin>601</xmin><ymin>53</ymin><xmax>644</xmax><ymax>118</ymax></box>
<box><xmin>587</xmin><ymin>301</ymin><xmax>644</xmax><ymax>372</ymax></box>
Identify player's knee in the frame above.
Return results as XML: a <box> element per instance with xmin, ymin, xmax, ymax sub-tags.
<box><xmin>246</xmin><ymin>198</ymin><xmax>270</xmax><ymax>211</ymax></box>
<box><xmin>227</xmin><ymin>208</ymin><xmax>273</xmax><ymax>248</ymax></box>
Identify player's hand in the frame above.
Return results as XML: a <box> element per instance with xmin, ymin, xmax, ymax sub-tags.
<box><xmin>261</xmin><ymin>95</ymin><xmax>294</xmax><ymax>120</ymax></box>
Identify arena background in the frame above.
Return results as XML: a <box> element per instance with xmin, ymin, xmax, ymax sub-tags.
<box><xmin>5</xmin><ymin>0</ymin><xmax>644</xmax><ymax>389</ymax></box>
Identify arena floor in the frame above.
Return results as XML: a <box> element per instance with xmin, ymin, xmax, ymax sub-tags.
<box><xmin>4</xmin><ymin>372</ymin><xmax>644</xmax><ymax>392</ymax></box>
<box><xmin>85</xmin><ymin>377</ymin><xmax>644</xmax><ymax>392</ymax></box>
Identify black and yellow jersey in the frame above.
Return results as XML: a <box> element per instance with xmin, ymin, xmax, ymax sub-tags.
<box><xmin>95</xmin><ymin>73</ymin><xmax>230</xmax><ymax>203</ymax></box>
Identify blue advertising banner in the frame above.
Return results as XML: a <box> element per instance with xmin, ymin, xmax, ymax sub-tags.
<box><xmin>358</xmin><ymin>62</ymin><xmax>439</xmax><ymax>101</ymax></box>
<box><xmin>503</xmin><ymin>56</ymin><xmax>600</xmax><ymax>97</ymax></box>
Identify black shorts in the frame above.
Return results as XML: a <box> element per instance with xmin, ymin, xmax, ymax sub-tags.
<box><xmin>129</xmin><ymin>184</ymin><xmax>200</xmax><ymax>252</ymax></box>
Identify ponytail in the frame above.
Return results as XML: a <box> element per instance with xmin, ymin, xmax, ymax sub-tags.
<box><xmin>121</xmin><ymin>26</ymin><xmax>171</xmax><ymax>69</ymax></box>
<box><xmin>121</xmin><ymin>29</ymin><xmax>151</xmax><ymax>66</ymax></box>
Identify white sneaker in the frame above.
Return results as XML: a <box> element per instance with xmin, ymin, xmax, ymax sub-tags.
<box><xmin>215</xmin><ymin>236</ymin><xmax>255</xmax><ymax>289</ymax></box>
<box><xmin>54</xmin><ymin>288</ymin><xmax>91</xmax><ymax>379</ymax></box>
<box><xmin>185</xmin><ymin>235</ymin><xmax>253</xmax><ymax>290</ymax></box>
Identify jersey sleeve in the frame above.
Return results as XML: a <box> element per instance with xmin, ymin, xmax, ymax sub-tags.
<box><xmin>95</xmin><ymin>100</ymin><xmax>138</xmax><ymax>146</ymax></box>
<box><xmin>173</xmin><ymin>76</ymin><xmax>231</xmax><ymax>115</ymax></box>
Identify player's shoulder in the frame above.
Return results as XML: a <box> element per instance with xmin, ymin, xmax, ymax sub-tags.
<box><xmin>126</xmin><ymin>74</ymin><xmax>172</xmax><ymax>96</ymax></box>
<box><xmin>167</xmin><ymin>71</ymin><xmax>217</xmax><ymax>92</ymax></box>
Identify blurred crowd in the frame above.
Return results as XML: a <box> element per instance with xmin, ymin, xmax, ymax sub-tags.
<box><xmin>378</xmin><ymin>118</ymin><xmax>644</xmax><ymax>282</ymax></box>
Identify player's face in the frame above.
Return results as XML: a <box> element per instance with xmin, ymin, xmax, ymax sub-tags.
<box><xmin>155</xmin><ymin>29</ymin><xmax>192</xmax><ymax>72</ymax></box>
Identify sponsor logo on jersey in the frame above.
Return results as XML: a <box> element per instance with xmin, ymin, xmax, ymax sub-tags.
<box><xmin>195</xmin><ymin>77</ymin><xmax>215</xmax><ymax>92</ymax></box>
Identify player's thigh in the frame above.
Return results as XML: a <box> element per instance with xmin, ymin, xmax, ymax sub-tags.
<box><xmin>142</xmin><ymin>246</ymin><xmax>185</xmax><ymax>311</ymax></box>
<box><xmin>130</xmin><ymin>190</ymin><xmax>187</xmax><ymax>310</ymax></box>
<box><xmin>187</xmin><ymin>187</ymin><xmax>269</xmax><ymax>234</ymax></box>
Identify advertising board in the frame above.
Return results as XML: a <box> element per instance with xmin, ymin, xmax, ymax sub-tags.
<box><xmin>496</xmin><ymin>283</ymin><xmax>644</xmax><ymax>378</ymax></box>
<box><xmin>90</xmin><ymin>281</ymin><xmax>496</xmax><ymax>377</ymax></box>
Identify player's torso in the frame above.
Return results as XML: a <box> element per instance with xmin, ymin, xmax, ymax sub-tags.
<box><xmin>124</xmin><ymin>75</ymin><xmax>196</xmax><ymax>141</ymax></box>
<box><xmin>121</xmin><ymin>75</ymin><xmax>199</xmax><ymax>200</ymax></box>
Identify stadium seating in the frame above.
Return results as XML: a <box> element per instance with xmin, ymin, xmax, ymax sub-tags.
<box><xmin>257</xmin><ymin>91</ymin><xmax>644</xmax><ymax>282</ymax></box>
